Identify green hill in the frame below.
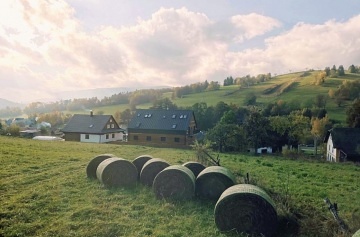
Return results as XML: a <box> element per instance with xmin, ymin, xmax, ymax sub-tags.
<box><xmin>88</xmin><ymin>70</ymin><xmax>358</xmax><ymax>124</ymax></box>
<box><xmin>177</xmin><ymin>71</ymin><xmax>357</xmax><ymax>122</ymax></box>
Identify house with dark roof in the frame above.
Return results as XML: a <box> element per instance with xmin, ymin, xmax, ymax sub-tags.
<box><xmin>61</xmin><ymin>111</ymin><xmax>125</xmax><ymax>143</ymax></box>
<box><xmin>127</xmin><ymin>109</ymin><xmax>198</xmax><ymax>147</ymax></box>
<box><xmin>324</xmin><ymin>128</ymin><xmax>360</xmax><ymax>162</ymax></box>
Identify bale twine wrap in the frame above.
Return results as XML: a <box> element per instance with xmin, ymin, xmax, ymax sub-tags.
<box><xmin>183</xmin><ymin>161</ymin><xmax>206</xmax><ymax>177</ymax></box>
<box><xmin>96</xmin><ymin>157</ymin><xmax>138</xmax><ymax>188</ymax></box>
<box><xmin>353</xmin><ymin>229</ymin><xmax>360</xmax><ymax>237</ymax></box>
<box><xmin>140</xmin><ymin>158</ymin><xmax>170</xmax><ymax>187</ymax></box>
<box><xmin>195</xmin><ymin>166</ymin><xmax>236</xmax><ymax>200</ymax></box>
<box><xmin>86</xmin><ymin>154</ymin><xmax>116</xmax><ymax>179</ymax></box>
<box><xmin>153</xmin><ymin>165</ymin><xmax>195</xmax><ymax>201</ymax></box>
<box><xmin>132</xmin><ymin>155</ymin><xmax>153</xmax><ymax>179</ymax></box>
<box><xmin>214</xmin><ymin>184</ymin><xmax>277</xmax><ymax>236</ymax></box>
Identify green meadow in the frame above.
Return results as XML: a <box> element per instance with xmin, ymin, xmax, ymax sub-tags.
<box><xmin>1</xmin><ymin>136</ymin><xmax>360</xmax><ymax>237</ymax></box>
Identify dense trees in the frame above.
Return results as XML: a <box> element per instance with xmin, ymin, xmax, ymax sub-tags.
<box><xmin>172</xmin><ymin>80</ymin><xmax>219</xmax><ymax>98</ymax></box>
<box><xmin>244</xmin><ymin>92</ymin><xmax>256</xmax><ymax>106</ymax></box>
<box><xmin>346</xmin><ymin>99</ymin><xmax>360</xmax><ymax>128</ymax></box>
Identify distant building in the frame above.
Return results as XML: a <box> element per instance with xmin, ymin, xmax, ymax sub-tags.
<box><xmin>61</xmin><ymin>111</ymin><xmax>125</xmax><ymax>143</ymax></box>
<box><xmin>324</xmin><ymin>128</ymin><xmax>360</xmax><ymax>162</ymax></box>
<box><xmin>127</xmin><ymin>109</ymin><xmax>198</xmax><ymax>147</ymax></box>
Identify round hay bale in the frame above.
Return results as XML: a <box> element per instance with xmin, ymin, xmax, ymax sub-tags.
<box><xmin>153</xmin><ymin>165</ymin><xmax>195</xmax><ymax>201</ymax></box>
<box><xmin>96</xmin><ymin>157</ymin><xmax>138</xmax><ymax>188</ymax></box>
<box><xmin>353</xmin><ymin>229</ymin><xmax>360</xmax><ymax>237</ymax></box>
<box><xmin>214</xmin><ymin>184</ymin><xmax>277</xmax><ymax>236</ymax></box>
<box><xmin>86</xmin><ymin>154</ymin><xmax>116</xmax><ymax>179</ymax></box>
<box><xmin>132</xmin><ymin>155</ymin><xmax>153</xmax><ymax>179</ymax></box>
<box><xmin>140</xmin><ymin>158</ymin><xmax>170</xmax><ymax>187</ymax></box>
<box><xmin>183</xmin><ymin>161</ymin><xmax>206</xmax><ymax>177</ymax></box>
<box><xmin>195</xmin><ymin>166</ymin><xmax>236</xmax><ymax>200</ymax></box>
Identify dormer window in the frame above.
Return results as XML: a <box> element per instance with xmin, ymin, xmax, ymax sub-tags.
<box><xmin>172</xmin><ymin>124</ymin><xmax>177</xmax><ymax>129</ymax></box>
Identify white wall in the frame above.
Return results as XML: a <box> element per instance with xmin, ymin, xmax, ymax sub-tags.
<box><xmin>80</xmin><ymin>133</ymin><xmax>124</xmax><ymax>143</ymax></box>
<box><xmin>326</xmin><ymin>134</ymin><xmax>336</xmax><ymax>162</ymax></box>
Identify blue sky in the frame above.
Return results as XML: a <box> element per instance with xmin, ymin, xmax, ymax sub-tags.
<box><xmin>0</xmin><ymin>0</ymin><xmax>359</xmax><ymax>103</ymax></box>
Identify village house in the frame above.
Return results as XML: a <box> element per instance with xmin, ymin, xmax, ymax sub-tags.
<box><xmin>324</xmin><ymin>128</ymin><xmax>360</xmax><ymax>162</ymax></box>
<box><xmin>61</xmin><ymin>111</ymin><xmax>125</xmax><ymax>143</ymax></box>
<box><xmin>127</xmin><ymin>109</ymin><xmax>198</xmax><ymax>147</ymax></box>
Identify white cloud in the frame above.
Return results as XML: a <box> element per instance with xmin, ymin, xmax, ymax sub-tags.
<box><xmin>0</xmin><ymin>0</ymin><xmax>359</xmax><ymax>103</ymax></box>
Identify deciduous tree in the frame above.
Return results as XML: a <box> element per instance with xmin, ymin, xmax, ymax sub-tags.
<box><xmin>346</xmin><ymin>99</ymin><xmax>360</xmax><ymax>128</ymax></box>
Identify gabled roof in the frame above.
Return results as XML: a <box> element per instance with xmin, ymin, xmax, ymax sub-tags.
<box><xmin>128</xmin><ymin>109</ymin><xmax>195</xmax><ymax>133</ymax></box>
<box><xmin>325</xmin><ymin>128</ymin><xmax>360</xmax><ymax>157</ymax></box>
<box><xmin>62</xmin><ymin>114</ymin><xmax>123</xmax><ymax>134</ymax></box>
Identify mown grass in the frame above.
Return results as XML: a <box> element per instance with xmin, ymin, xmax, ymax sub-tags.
<box><xmin>1</xmin><ymin>136</ymin><xmax>360</xmax><ymax>236</ymax></box>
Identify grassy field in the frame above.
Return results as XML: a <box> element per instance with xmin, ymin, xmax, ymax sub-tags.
<box><xmin>1</xmin><ymin>136</ymin><xmax>360</xmax><ymax>237</ymax></box>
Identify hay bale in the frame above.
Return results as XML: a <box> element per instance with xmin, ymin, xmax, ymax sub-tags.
<box><xmin>86</xmin><ymin>154</ymin><xmax>116</xmax><ymax>179</ymax></box>
<box><xmin>153</xmin><ymin>165</ymin><xmax>195</xmax><ymax>201</ymax></box>
<box><xmin>353</xmin><ymin>229</ymin><xmax>360</xmax><ymax>237</ymax></box>
<box><xmin>132</xmin><ymin>155</ymin><xmax>153</xmax><ymax>179</ymax></box>
<box><xmin>183</xmin><ymin>161</ymin><xmax>206</xmax><ymax>177</ymax></box>
<box><xmin>195</xmin><ymin>166</ymin><xmax>236</xmax><ymax>200</ymax></box>
<box><xmin>96</xmin><ymin>157</ymin><xmax>138</xmax><ymax>188</ymax></box>
<box><xmin>140</xmin><ymin>158</ymin><xmax>170</xmax><ymax>187</ymax></box>
<box><xmin>214</xmin><ymin>184</ymin><xmax>277</xmax><ymax>236</ymax></box>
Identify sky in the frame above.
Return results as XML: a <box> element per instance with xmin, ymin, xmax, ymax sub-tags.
<box><xmin>0</xmin><ymin>0</ymin><xmax>359</xmax><ymax>103</ymax></box>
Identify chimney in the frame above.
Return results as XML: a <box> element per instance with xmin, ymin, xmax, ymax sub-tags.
<box><xmin>90</xmin><ymin>110</ymin><xmax>93</xmax><ymax>117</ymax></box>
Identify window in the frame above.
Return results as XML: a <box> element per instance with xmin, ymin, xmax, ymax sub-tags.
<box><xmin>112</xmin><ymin>134</ymin><xmax>115</xmax><ymax>138</ymax></box>
<box><xmin>172</xmin><ymin>124</ymin><xmax>177</xmax><ymax>129</ymax></box>
<box><xmin>172</xmin><ymin>114</ymin><xmax>176</xmax><ymax>119</ymax></box>
<box><xmin>110</xmin><ymin>119</ymin><xmax>113</xmax><ymax>122</ymax></box>
<box><xmin>107</xmin><ymin>124</ymin><xmax>110</xmax><ymax>129</ymax></box>
<box><xmin>174</xmin><ymin>137</ymin><xmax>180</xmax><ymax>142</ymax></box>
<box><xmin>106</xmin><ymin>134</ymin><xmax>109</xmax><ymax>139</ymax></box>
<box><xmin>146</xmin><ymin>136</ymin><xmax>152</xmax><ymax>141</ymax></box>
<box><xmin>134</xmin><ymin>135</ymin><xmax>138</xmax><ymax>140</ymax></box>
<box><xmin>161</xmin><ymin>137</ymin><xmax>166</xmax><ymax>142</ymax></box>
<box><xmin>85</xmin><ymin>134</ymin><xmax>89</xmax><ymax>139</ymax></box>
<box><xmin>111</xmin><ymin>124</ymin><xmax>114</xmax><ymax>128</ymax></box>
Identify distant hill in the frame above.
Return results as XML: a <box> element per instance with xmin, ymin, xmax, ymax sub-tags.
<box><xmin>0</xmin><ymin>98</ymin><xmax>24</xmax><ymax>109</ymax></box>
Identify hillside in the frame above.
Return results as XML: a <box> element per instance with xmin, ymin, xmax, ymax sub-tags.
<box><xmin>1</xmin><ymin>136</ymin><xmax>360</xmax><ymax>236</ymax></box>
<box><xmin>0</xmin><ymin>98</ymin><xmax>24</xmax><ymax>110</ymax></box>
<box><xmin>1</xmin><ymin>70</ymin><xmax>359</xmax><ymax>124</ymax></box>
<box><xmin>165</xmin><ymin>71</ymin><xmax>359</xmax><ymax>123</ymax></box>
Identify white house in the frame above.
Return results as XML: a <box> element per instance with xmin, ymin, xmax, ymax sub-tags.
<box><xmin>324</xmin><ymin>128</ymin><xmax>360</xmax><ymax>162</ymax></box>
<box><xmin>61</xmin><ymin>111</ymin><xmax>125</xmax><ymax>143</ymax></box>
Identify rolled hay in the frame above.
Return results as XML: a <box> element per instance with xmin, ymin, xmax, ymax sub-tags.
<box><xmin>214</xmin><ymin>184</ymin><xmax>277</xmax><ymax>236</ymax></box>
<box><xmin>195</xmin><ymin>166</ymin><xmax>236</xmax><ymax>200</ymax></box>
<box><xmin>183</xmin><ymin>161</ymin><xmax>206</xmax><ymax>177</ymax></box>
<box><xmin>353</xmin><ymin>229</ymin><xmax>360</xmax><ymax>237</ymax></box>
<box><xmin>153</xmin><ymin>165</ymin><xmax>195</xmax><ymax>201</ymax></box>
<box><xmin>86</xmin><ymin>154</ymin><xmax>116</xmax><ymax>179</ymax></box>
<box><xmin>140</xmin><ymin>158</ymin><xmax>170</xmax><ymax>187</ymax></box>
<box><xmin>132</xmin><ymin>155</ymin><xmax>153</xmax><ymax>179</ymax></box>
<box><xmin>96</xmin><ymin>157</ymin><xmax>138</xmax><ymax>188</ymax></box>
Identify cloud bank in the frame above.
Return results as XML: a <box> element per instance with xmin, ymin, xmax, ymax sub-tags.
<box><xmin>0</xmin><ymin>0</ymin><xmax>359</xmax><ymax>102</ymax></box>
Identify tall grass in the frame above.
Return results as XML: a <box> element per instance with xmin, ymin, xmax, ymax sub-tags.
<box><xmin>1</xmin><ymin>136</ymin><xmax>360</xmax><ymax>236</ymax></box>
